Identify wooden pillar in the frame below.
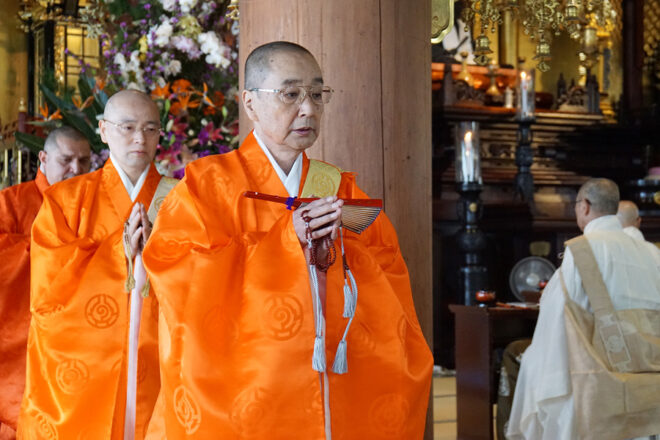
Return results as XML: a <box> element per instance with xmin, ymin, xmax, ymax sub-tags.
<box><xmin>239</xmin><ymin>1</ymin><xmax>433</xmax><ymax>438</ymax></box>
<box><xmin>622</xmin><ymin>0</ymin><xmax>643</xmax><ymax>123</ymax></box>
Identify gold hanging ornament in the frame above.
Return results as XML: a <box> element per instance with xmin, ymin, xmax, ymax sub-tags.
<box><xmin>533</xmin><ymin>36</ymin><xmax>552</xmax><ymax>72</ymax></box>
<box><xmin>474</xmin><ymin>34</ymin><xmax>494</xmax><ymax>65</ymax></box>
<box><xmin>226</xmin><ymin>0</ymin><xmax>239</xmax><ymax>22</ymax></box>
<box><xmin>461</xmin><ymin>0</ymin><xmax>619</xmax><ymax>70</ymax></box>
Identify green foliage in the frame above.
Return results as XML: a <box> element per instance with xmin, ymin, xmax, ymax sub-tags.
<box><xmin>20</xmin><ymin>71</ymin><xmax>111</xmax><ymax>153</ymax></box>
<box><xmin>14</xmin><ymin>132</ymin><xmax>45</xmax><ymax>155</ymax></box>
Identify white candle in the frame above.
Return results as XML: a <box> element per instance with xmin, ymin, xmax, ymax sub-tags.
<box><xmin>520</xmin><ymin>71</ymin><xmax>528</xmax><ymax>118</ymax></box>
<box><xmin>463</xmin><ymin>131</ymin><xmax>474</xmax><ymax>182</ymax></box>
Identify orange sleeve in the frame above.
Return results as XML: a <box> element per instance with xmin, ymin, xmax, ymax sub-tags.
<box><xmin>0</xmin><ymin>188</ymin><xmax>37</xmax><ymax>431</ymax></box>
<box><xmin>21</xmin><ymin>186</ymin><xmax>160</xmax><ymax>440</ymax></box>
<box><xmin>337</xmin><ymin>174</ymin><xmax>423</xmax><ymax>330</ymax></box>
<box><xmin>142</xmin><ymin>161</ymin><xmax>432</xmax><ymax>439</ymax></box>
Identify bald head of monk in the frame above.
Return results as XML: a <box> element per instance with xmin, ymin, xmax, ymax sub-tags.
<box><xmin>99</xmin><ymin>90</ymin><xmax>161</xmax><ymax>183</ymax></box>
<box><xmin>574</xmin><ymin>178</ymin><xmax>620</xmax><ymax>231</ymax></box>
<box><xmin>38</xmin><ymin>126</ymin><xmax>91</xmax><ymax>185</ymax></box>
<box><xmin>617</xmin><ymin>200</ymin><xmax>642</xmax><ymax>229</ymax></box>
<box><xmin>242</xmin><ymin>41</ymin><xmax>333</xmax><ymax>174</ymax></box>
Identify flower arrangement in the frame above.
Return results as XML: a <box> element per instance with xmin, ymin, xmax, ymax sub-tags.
<box><xmin>19</xmin><ymin>0</ymin><xmax>240</xmax><ymax>178</ymax></box>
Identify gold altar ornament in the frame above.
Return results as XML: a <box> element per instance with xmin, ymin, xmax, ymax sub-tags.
<box><xmin>431</xmin><ymin>0</ymin><xmax>455</xmax><ymax>44</ymax></box>
<box><xmin>226</xmin><ymin>0</ymin><xmax>239</xmax><ymax>22</ymax></box>
<box><xmin>461</xmin><ymin>0</ymin><xmax>619</xmax><ymax>70</ymax></box>
<box><xmin>456</xmin><ymin>51</ymin><xmax>475</xmax><ymax>86</ymax></box>
<box><xmin>18</xmin><ymin>0</ymin><xmax>87</xmax><ymax>32</ymax></box>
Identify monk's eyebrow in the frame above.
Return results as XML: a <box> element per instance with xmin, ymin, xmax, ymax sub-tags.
<box><xmin>280</xmin><ymin>77</ymin><xmax>324</xmax><ymax>86</ymax></box>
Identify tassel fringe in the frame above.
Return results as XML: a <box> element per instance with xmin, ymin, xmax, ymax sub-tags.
<box><xmin>331</xmin><ymin>340</ymin><xmax>348</xmax><ymax>374</ymax></box>
<box><xmin>313</xmin><ymin>336</ymin><xmax>326</xmax><ymax>372</ymax></box>
<box><xmin>140</xmin><ymin>277</ymin><xmax>150</xmax><ymax>298</ymax></box>
<box><xmin>342</xmin><ymin>281</ymin><xmax>355</xmax><ymax>318</ymax></box>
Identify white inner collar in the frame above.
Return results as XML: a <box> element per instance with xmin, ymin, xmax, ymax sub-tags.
<box><xmin>253</xmin><ymin>131</ymin><xmax>302</xmax><ymax>197</ymax></box>
<box><xmin>109</xmin><ymin>153</ymin><xmax>150</xmax><ymax>202</ymax></box>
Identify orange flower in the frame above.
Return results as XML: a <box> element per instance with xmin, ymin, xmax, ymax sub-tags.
<box><xmin>213</xmin><ymin>91</ymin><xmax>225</xmax><ymax>108</ymax></box>
<box><xmin>151</xmin><ymin>83</ymin><xmax>171</xmax><ymax>100</ymax></box>
<box><xmin>171</xmin><ymin>79</ymin><xmax>193</xmax><ymax>95</ymax></box>
<box><xmin>94</xmin><ymin>77</ymin><xmax>106</xmax><ymax>92</ymax></box>
<box><xmin>69</xmin><ymin>96</ymin><xmax>93</xmax><ymax>111</ymax></box>
<box><xmin>170</xmin><ymin>93</ymin><xmax>201</xmax><ymax>116</ymax></box>
<box><xmin>38</xmin><ymin>103</ymin><xmax>50</xmax><ymax>119</ymax></box>
<box><xmin>38</xmin><ymin>103</ymin><xmax>62</xmax><ymax>121</ymax></box>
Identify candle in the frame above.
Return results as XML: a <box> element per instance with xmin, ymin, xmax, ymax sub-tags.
<box><xmin>455</xmin><ymin>121</ymin><xmax>480</xmax><ymax>184</ymax></box>
<box><xmin>520</xmin><ymin>71</ymin><xmax>528</xmax><ymax>118</ymax></box>
<box><xmin>463</xmin><ymin>131</ymin><xmax>474</xmax><ymax>182</ymax></box>
<box><xmin>517</xmin><ymin>70</ymin><xmax>535</xmax><ymax>120</ymax></box>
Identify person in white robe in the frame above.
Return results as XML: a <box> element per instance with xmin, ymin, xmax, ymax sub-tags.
<box><xmin>617</xmin><ymin>200</ymin><xmax>660</xmax><ymax>269</ymax></box>
<box><xmin>507</xmin><ymin>179</ymin><xmax>660</xmax><ymax>440</ymax></box>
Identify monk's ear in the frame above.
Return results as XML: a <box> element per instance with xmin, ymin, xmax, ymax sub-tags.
<box><xmin>242</xmin><ymin>90</ymin><xmax>259</xmax><ymax>122</ymax></box>
<box><xmin>98</xmin><ymin>120</ymin><xmax>109</xmax><ymax>143</ymax></box>
<box><xmin>38</xmin><ymin>150</ymin><xmax>47</xmax><ymax>165</ymax></box>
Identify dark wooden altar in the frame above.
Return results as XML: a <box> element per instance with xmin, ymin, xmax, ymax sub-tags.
<box><xmin>433</xmin><ymin>101</ymin><xmax>660</xmax><ymax>366</ymax></box>
<box><xmin>450</xmin><ymin>305</ymin><xmax>538</xmax><ymax>440</ymax></box>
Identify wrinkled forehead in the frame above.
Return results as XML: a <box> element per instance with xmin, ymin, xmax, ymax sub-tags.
<box><xmin>53</xmin><ymin>137</ymin><xmax>91</xmax><ymax>156</ymax></box>
<box><xmin>264</xmin><ymin>52</ymin><xmax>324</xmax><ymax>86</ymax></box>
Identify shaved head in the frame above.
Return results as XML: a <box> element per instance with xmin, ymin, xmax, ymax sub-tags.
<box><xmin>39</xmin><ymin>126</ymin><xmax>91</xmax><ymax>184</ymax></box>
<box><xmin>43</xmin><ymin>126</ymin><xmax>88</xmax><ymax>153</ymax></box>
<box><xmin>99</xmin><ymin>89</ymin><xmax>161</xmax><ymax>183</ymax></box>
<box><xmin>574</xmin><ymin>178</ymin><xmax>620</xmax><ymax>231</ymax></box>
<box><xmin>577</xmin><ymin>178</ymin><xmax>620</xmax><ymax>215</ymax></box>
<box><xmin>103</xmin><ymin>89</ymin><xmax>159</xmax><ymax>120</ymax></box>
<box><xmin>617</xmin><ymin>200</ymin><xmax>641</xmax><ymax>228</ymax></box>
<box><xmin>244</xmin><ymin>41</ymin><xmax>317</xmax><ymax>90</ymax></box>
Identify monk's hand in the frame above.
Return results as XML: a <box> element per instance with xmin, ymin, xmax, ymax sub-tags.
<box><xmin>138</xmin><ymin>203</ymin><xmax>152</xmax><ymax>248</ymax></box>
<box><xmin>127</xmin><ymin>203</ymin><xmax>151</xmax><ymax>256</ymax></box>
<box><xmin>293</xmin><ymin>196</ymin><xmax>343</xmax><ymax>258</ymax></box>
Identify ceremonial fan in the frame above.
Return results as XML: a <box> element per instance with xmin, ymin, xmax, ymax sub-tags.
<box><xmin>243</xmin><ymin>191</ymin><xmax>383</xmax><ymax>234</ymax></box>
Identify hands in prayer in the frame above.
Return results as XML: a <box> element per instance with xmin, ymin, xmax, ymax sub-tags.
<box><xmin>126</xmin><ymin>203</ymin><xmax>152</xmax><ymax>256</ymax></box>
<box><xmin>293</xmin><ymin>196</ymin><xmax>343</xmax><ymax>263</ymax></box>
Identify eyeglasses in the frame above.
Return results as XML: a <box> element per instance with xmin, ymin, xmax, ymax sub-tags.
<box><xmin>248</xmin><ymin>85</ymin><xmax>334</xmax><ymax>105</ymax></box>
<box><xmin>104</xmin><ymin>120</ymin><xmax>162</xmax><ymax>137</ymax></box>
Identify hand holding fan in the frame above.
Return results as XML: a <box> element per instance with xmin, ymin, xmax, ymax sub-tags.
<box><xmin>242</xmin><ymin>191</ymin><xmax>383</xmax><ymax>234</ymax></box>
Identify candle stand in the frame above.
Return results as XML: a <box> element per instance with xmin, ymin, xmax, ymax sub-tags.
<box><xmin>454</xmin><ymin>121</ymin><xmax>488</xmax><ymax>305</ymax></box>
<box><xmin>515</xmin><ymin>118</ymin><xmax>535</xmax><ymax>202</ymax></box>
<box><xmin>515</xmin><ymin>69</ymin><xmax>536</xmax><ymax>202</ymax></box>
<box><xmin>456</xmin><ymin>182</ymin><xmax>488</xmax><ymax>305</ymax></box>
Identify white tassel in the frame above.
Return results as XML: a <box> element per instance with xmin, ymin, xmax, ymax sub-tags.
<box><xmin>308</xmin><ymin>263</ymin><xmax>326</xmax><ymax>372</ymax></box>
<box><xmin>342</xmin><ymin>281</ymin><xmax>355</xmax><ymax>318</ymax></box>
<box><xmin>331</xmin><ymin>340</ymin><xmax>348</xmax><ymax>374</ymax></box>
<box><xmin>332</xmin><ymin>226</ymin><xmax>359</xmax><ymax>375</ymax></box>
<box><xmin>346</xmin><ymin>269</ymin><xmax>358</xmax><ymax>316</ymax></box>
<box><xmin>313</xmin><ymin>336</ymin><xmax>326</xmax><ymax>372</ymax></box>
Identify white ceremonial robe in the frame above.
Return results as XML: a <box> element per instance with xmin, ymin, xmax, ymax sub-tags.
<box><xmin>507</xmin><ymin>215</ymin><xmax>660</xmax><ymax>440</ymax></box>
<box><xmin>623</xmin><ymin>226</ymin><xmax>660</xmax><ymax>270</ymax></box>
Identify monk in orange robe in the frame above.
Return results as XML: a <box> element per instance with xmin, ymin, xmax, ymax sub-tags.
<box><xmin>143</xmin><ymin>41</ymin><xmax>433</xmax><ymax>439</ymax></box>
<box><xmin>0</xmin><ymin>126</ymin><xmax>90</xmax><ymax>439</ymax></box>
<box><xmin>18</xmin><ymin>91</ymin><xmax>172</xmax><ymax>440</ymax></box>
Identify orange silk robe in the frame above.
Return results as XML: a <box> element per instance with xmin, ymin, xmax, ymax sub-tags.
<box><xmin>18</xmin><ymin>160</ymin><xmax>161</xmax><ymax>440</ymax></box>
<box><xmin>143</xmin><ymin>132</ymin><xmax>433</xmax><ymax>439</ymax></box>
<box><xmin>0</xmin><ymin>170</ymin><xmax>49</xmax><ymax>438</ymax></box>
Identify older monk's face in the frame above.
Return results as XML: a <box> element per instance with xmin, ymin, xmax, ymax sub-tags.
<box><xmin>244</xmin><ymin>51</ymin><xmax>326</xmax><ymax>155</ymax></box>
<box><xmin>39</xmin><ymin>136</ymin><xmax>91</xmax><ymax>185</ymax></box>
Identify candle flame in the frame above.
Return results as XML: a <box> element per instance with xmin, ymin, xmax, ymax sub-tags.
<box><xmin>521</xmin><ymin>71</ymin><xmax>527</xmax><ymax>80</ymax></box>
<box><xmin>464</xmin><ymin>131</ymin><xmax>472</xmax><ymax>142</ymax></box>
